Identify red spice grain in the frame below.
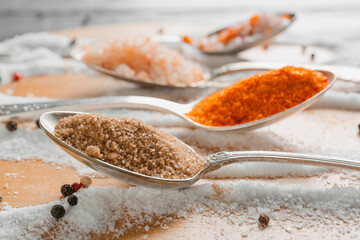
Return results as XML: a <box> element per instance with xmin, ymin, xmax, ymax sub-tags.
<box><xmin>12</xmin><ymin>72</ymin><xmax>23</xmax><ymax>81</ymax></box>
<box><xmin>71</xmin><ymin>182</ymin><xmax>83</xmax><ymax>192</ymax></box>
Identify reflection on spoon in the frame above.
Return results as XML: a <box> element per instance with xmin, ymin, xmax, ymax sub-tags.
<box><xmin>40</xmin><ymin>111</ymin><xmax>360</xmax><ymax>189</ymax></box>
<box><xmin>0</xmin><ymin>68</ymin><xmax>335</xmax><ymax>132</ymax></box>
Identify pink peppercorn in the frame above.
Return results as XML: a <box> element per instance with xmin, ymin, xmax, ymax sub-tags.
<box><xmin>12</xmin><ymin>72</ymin><xmax>23</xmax><ymax>81</ymax></box>
<box><xmin>71</xmin><ymin>182</ymin><xmax>83</xmax><ymax>192</ymax></box>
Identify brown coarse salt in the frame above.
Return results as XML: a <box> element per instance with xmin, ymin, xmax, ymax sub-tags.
<box><xmin>258</xmin><ymin>213</ymin><xmax>270</xmax><ymax>226</ymax></box>
<box><xmin>54</xmin><ymin>113</ymin><xmax>206</xmax><ymax>179</ymax></box>
<box><xmin>85</xmin><ymin>146</ymin><xmax>102</xmax><ymax>159</ymax></box>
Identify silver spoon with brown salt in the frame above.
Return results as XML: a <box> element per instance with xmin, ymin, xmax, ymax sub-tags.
<box><xmin>40</xmin><ymin>111</ymin><xmax>360</xmax><ymax>189</ymax></box>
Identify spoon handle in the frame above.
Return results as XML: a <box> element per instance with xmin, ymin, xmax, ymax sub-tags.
<box><xmin>0</xmin><ymin>96</ymin><xmax>188</xmax><ymax>121</ymax></box>
<box><xmin>211</xmin><ymin>62</ymin><xmax>360</xmax><ymax>84</ymax></box>
<box><xmin>203</xmin><ymin>151</ymin><xmax>360</xmax><ymax>174</ymax></box>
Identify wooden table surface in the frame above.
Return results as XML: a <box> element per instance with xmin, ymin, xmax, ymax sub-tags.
<box><xmin>1</xmin><ymin>23</ymin><xmax>360</xmax><ymax>239</ymax></box>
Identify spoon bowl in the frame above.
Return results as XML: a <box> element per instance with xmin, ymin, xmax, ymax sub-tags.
<box><xmin>186</xmin><ymin>69</ymin><xmax>335</xmax><ymax>132</ymax></box>
<box><xmin>40</xmin><ymin>110</ymin><xmax>360</xmax><ymax>189</ymax></box>
<box><xmin>201</xmin><ymin>12</ymin><xmax>296</xmax><ymax>54</ymax></box>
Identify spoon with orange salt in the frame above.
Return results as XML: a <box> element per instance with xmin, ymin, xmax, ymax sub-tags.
<box><xmin>0</xmin><ymin>66</ymin><xmax>335</xmax><ymax>132</ymax></box>
<box><xmin>39</xmin><ymin>111</ymin><xmax>360</xmax><ymax>189</ymax></box>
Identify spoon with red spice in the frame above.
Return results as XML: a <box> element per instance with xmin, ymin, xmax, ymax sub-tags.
<box><xmin>39</xmin><ymin>111</ymin><xmax>360</xmax><ymax>189</ymax></box>
<box><xmin>0</xmin><ymin>67</ymin><xmax>335</xmax><ymax>132</ymax></box>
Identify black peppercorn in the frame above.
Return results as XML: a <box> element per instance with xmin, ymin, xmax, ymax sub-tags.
<box><xmin>51</xmin><ymin>205</ymin><xmax>65</xmax><ymax>219</ymax></box>
<box><xmin>258</xmin><ymin>213</ymin><xmax>270</xmax><ymax>226</ymax></box>
<box><xmin>310</xmin><ymin>53</ymin><xmax>315</xmax><ymax>62</ymax></box>
<box><xmin>61</xmin><ymin>184</ymin><xmax>74</xmax><ymax>197</ymax></box>
<box><xmin>6</xmin><ymin>121</ymin><xmax>17</xmax><ymax>132</ymax></box>
<box><xmin>36</xmin><ymin>119</ymin><xmax>41</xmax><ymax>128</ymax></box>
<box><xmin>67</xmin><ymin>195</ymin><xmax>78</xmax><ymax>206</ymax></box>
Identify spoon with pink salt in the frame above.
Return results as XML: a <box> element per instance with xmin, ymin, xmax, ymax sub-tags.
<box><xmin>39</xmin><ymin>111</ymin><xmax>360</xmax><ymax>189</ymax></box>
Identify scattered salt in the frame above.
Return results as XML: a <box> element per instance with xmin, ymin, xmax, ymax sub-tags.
<box><xmin>0</xmin><ymin>181</ymin><xmax>359</xmax><ymax>238</ymax></box>
<box><xmin>0</xmin><ymin>33</ymin><xmax>96</xmax><ymax>84</ymax></box>
<box><xmin>4</xmin><ymin>173</ymin><xmax>19</xmax><ymax>178</ymax></box>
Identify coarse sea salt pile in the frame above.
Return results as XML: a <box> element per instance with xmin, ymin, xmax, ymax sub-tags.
<box><xmin>81</xmin><ymin>38</ymin><xmax>205</xmax><ymax>86</ymax></box>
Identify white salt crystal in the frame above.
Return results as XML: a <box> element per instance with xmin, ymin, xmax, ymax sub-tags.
<box><xmin>2</xmin><ymin>204</ymin><xmax>13</xmax><ymax>211</ymax></box>
<box><xmin>5</xmin><ymin>89</ymin><xmax>14</xmax><ymax>95</ymax></box>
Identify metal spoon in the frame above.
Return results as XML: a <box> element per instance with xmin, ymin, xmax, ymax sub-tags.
<box><xmin>72</xmin><ymin>36</ymin><xmax>359</xmax><ymax>87</ymax></box>
<box><xmin>70</xmin><ymin>13</ymin><xmax>296</xmax><ymax>88</ymax></box>
<box><xmin>71</xmin><ymin>41</ymin><xmax>357</xmax><ymax>88</ymax></box>
<box><xmin>40</xmin><ymin>111</ymin><xmax>360</xmax><ymax>189</ymax></box>
<box><xmin>199</xmin><ymin>12</ymin><xmax>296</xmax><ymax>54</ymax></box>
<box><xmin>147</xmin><ymin>13</ymin><xmax>296</xmax><ymax>55</ymax></box>
<box><xmin>0</xmin><ymin>69</ymin><xmax>335</xmax><ymax>132</ymax></box>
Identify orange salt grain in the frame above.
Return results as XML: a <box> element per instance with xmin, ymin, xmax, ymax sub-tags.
<box><xmin>182</xmin><ymin>35</ymin><xmax>193</xmax><ymax>44</ymax></box>
<box><xmin>249</xmin><ymin>14</ymin><xmax>260</xmax><ymax>27</ymax></box>
<box><xmin>283</xmin><ymin>14</ymin><xmax>293</xmax><ymax>20</ymax></box>
<box><xmin>219</xmin><ymin>27</ymin><xmax>237</xmax><ymax>43</ymax></box>
<box><xmin>186</xmin><ymin>66</ymin><xmax>328</xmax><ymax>127</ymax></box>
